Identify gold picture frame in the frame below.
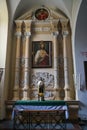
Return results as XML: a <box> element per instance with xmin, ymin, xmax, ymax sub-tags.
<box><xmin>32</xmin><ymin>41</ymin><xmax>52</xmax><ymax>68</ymax></box>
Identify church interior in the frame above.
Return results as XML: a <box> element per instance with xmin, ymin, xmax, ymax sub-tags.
<box><xmin>0</xmin><ymin>0</ymin><xmax>87</xmax><ymax>129</ymax></box>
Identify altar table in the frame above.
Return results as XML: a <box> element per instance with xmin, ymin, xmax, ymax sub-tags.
<box><xmin>12</xmin><ymin>100</ymin><xmax>68</xmax><ymax>130</ymax></box>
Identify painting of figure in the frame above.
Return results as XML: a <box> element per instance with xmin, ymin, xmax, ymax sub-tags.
<box><xmin>32</xmin><ymin>41</ymin><xmax>52</xmax><ymax>68</ymax></box>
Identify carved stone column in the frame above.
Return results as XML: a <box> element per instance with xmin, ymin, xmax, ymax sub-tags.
<box><xmin>61</xmin><ymin>20</ymin><xmax>71</xmax><ymax>100</ymax></box>
<box><xmin>13</xmin><ymin>20</ymin><xmax>22</xmax><ymax>100</ymax></box>
<box><xmin>53</xmin><ymin>31</ymin><xmax>61</xmax><ymax>100</ymax></box>
<box><xmin>21</xmin><ymin>20</ymin><xmax>32</xmax><ymax>100</ymax></box>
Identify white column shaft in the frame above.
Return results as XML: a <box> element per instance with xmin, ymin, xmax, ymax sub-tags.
<box><xmin>63</xmin><ymin>32</ymin><xmax>71</xmax><ymax>100</ymax></box>
<box><xmin>13</xmin><ymin>35</ymin><xmax>21</xmax><ymax>100</ymax></box>
<box><xmin>53</xmin><ymin>32</ymin><xmax>59</xmax><ymax>89</ymax></box>
<box><xmin>21</xmin><ymin>34</ymin><xmax>31</xmax><ymax>100</ymax></box>
<box><xmin>63</xmin><ymin>35</ymin><xmax>69</xmax><ymax>87</ymax></box>
<box><xmin>13</xmin><ymin>20</ymin><xmax>22</xmax><ymax>100</ymax></box>
<box><xmin>21</xmin><ymin>21</ymin><xmax>32</xmax><ymax>100</ymax></box>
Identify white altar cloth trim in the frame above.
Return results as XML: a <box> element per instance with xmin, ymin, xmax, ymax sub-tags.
<box><xmin>12</xmin><ymin>105</ymin><xmax>69</xmax><ymax>119</ymax></box>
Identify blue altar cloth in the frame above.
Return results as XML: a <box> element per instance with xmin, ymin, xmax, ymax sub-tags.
<box><xmin>12</xmin><ymin>100</ymin><xmax>69</xmax><ymax>119</ymax></box>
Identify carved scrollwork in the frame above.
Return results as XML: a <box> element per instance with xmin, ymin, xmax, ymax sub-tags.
<box><xmin>31</xmin><ymin>72</ymin><xmax>54</xmax><ymax>88</ymax></box>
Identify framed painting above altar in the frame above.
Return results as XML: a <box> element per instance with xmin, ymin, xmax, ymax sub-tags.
<box><xmin>32</xmin><ymin>41</ymin><xmax>52</xmax><ymax>68</ymax></box>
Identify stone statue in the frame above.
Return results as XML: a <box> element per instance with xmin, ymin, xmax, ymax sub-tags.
<box><xmin>38</xmin><ymin>77</ymin><xmax>45</xmax><ymax>101</ymax></box>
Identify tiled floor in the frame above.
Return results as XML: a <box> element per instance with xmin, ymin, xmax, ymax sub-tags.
<box><xmin>0</xmin><ymin>119</ymin><xmax>86</xmax><ymax>130</ymax></box>
<box><xmin>79</xmin><ymin>120</ymin><xmax>87</xmax><ymax>130</ymax></box>
<box><xmin>0</xmin><ymin>120</ymin><xmax>83</xmax><ymax>130</ymax></box>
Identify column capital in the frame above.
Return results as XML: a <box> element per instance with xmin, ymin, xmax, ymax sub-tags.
<box><xmin>15</xmin><ymin>20</ymin><xmax>22</xmax><ymax>33</ymax></box>
<box><xmin>15</xmin><ymin>20</ymin><xmax>23</xmax><ymax>25</ymax></box>
<box><xmin>62</xmin><ymin>31</ymin><xmax>69</xmax><ymax>37</ymax></box>
<box><xmin>23</xmin><ymin>20</ymin><xmax>32</xmax><ymax>34</ymax></box>
<box><xmin>52</xmin><ymin>31</ymin><xmax>59</xmax><ymax>37</ymax></box>
<box><xmin>15</xmin><ymin>32</ymin><xmax>22</xmax><ymax>37</ymax></box>
<box><xmin>23</xmin><ymin>20</ymin><xmax>32</xmax><ymax>24</ymax></box>
<box><xmin>50</xmin><ymin>20</ymin><xmax>59</xmax><ymax>32</ymax></box>
<box><xmin>61</xmin><ymin>20</ymin><xmax>69</xmax><ymax>36</ymax></box>
<box><xmin>24</xmin><ymin>32</ymin><xmax>31</xmax><ymax>37</ymax></box>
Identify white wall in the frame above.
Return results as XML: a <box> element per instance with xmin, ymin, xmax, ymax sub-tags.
<box><xmin>0</xmin><ymin>0</ymin><xmax>8</xmax><ymax>68</ymax></box>
<box><xmin>75</xmin><ymin>0</ymin><xmax>87</xmax><ymax>120</ymax></box>
<box><xmin>71</xmin><ymin>0</ymin><xmax>82</xmax><ymax>74</ymax></box>
<box><xmin>0</xmin><ymin>0</ymin><xmax>8</xmax><ymax>119</ymax></box>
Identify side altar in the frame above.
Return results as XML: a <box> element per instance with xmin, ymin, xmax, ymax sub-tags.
<box><xmin>12</xmin><ymin>100</ymin><xmax>68</xmax><ymax>130</ymax></box>
<box><xmin>5</xmin><ymin>6</ymin><xmax>79</xmax><ymax>123</ymax></box>
<box><xmin>5</xmin><ymin>100</ymin><xmax>79</xmax><ymax>121</ymax></box>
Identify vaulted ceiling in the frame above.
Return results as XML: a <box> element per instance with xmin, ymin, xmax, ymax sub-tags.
<box><xmin>14</xmin><ymin>0</ymin><xmax>73</xmax><ymax>19</ymax></box>
<box><xmin>6</xmin><ymin>0</ymin><xmax>83</xmax><ymax>35</ymax></box>
<box><xmin>6</xmin><ymin>0</ymin><xmax>81</xmax><ymax>20</ymax></box>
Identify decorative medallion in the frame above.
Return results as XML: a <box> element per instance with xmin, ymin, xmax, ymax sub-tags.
<box><xmin>35</xmin><ymin>8</ymin><xmax>49</xmax><ymax>20</ymax></box>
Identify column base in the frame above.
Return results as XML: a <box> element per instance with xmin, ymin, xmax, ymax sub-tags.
<box><xmin>55</xmin><ymin>97</ymin><xmax>62</xmax><ymax>100</ymax></box>
<box><xmin>12</xmin><ymin>97</ymin><xmax>19</xmax><ymax>101</ymax></box>
<box><xmin>21</xmin><ymin>97</ymin><xmax>30</xmax><ymax>100</ymax></box>
<box><xmin>54</xmin><ymin>88</ymin><xmax>62</xmax><ymax>100</ymax></box>
<box><xmin>64</xmin><ymin>97</ymin><xmax>72</xmax><ymax>101</ymax></box>
<box><xmin>64</xmin><ymin>85</ymin><xmax>71</xmax><ymax>101</ymax></box>
<box><xmin>21</xmin><ymin>87</ymin><xmax>29</xmax><ymax>100</ymax></box>
<box><xmin>12</xmin><ymin>91</ymin><xmax>19</xmax><ymax>101</ymax></box>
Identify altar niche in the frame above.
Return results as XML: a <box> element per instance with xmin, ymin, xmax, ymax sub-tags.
<box><xmin>10</xmin><ymin>6</ymin><xmax>75</xmax><ymax>101</ymax></box>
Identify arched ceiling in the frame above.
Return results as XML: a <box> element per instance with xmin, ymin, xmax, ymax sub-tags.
<box><xmin>7</xmin><ymin>0</ymin><xmax>74</xmax><ymax>20</ymax></box>
<box><xmin>6</xmin><ymin>0</ymin><xmax>83</xmax><ymax>45</ymax></box>
<box><xmin>6</xmin><ymin>0</ymin><xmax>82</xmax><ymax>30</ymax></box>
<box><xmin>14</xmin><ymin>0</ymin><xmax>73</xmax><ymax>19</ymax></box>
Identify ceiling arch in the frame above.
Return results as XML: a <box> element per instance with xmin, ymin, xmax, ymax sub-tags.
<box><xmin>6</xmin><ymin>0</ymin><xmax>82</xmax><ymax>31</ymax></box>
<box><xmin>14</xmin><ymin>0</ymin><xmax>73</xmax><ymax>19</ymax></box>
<box><xmin>16</xmin><ymin>5</ymin><xmax>68</xmax><ymax>21</ymax></box>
